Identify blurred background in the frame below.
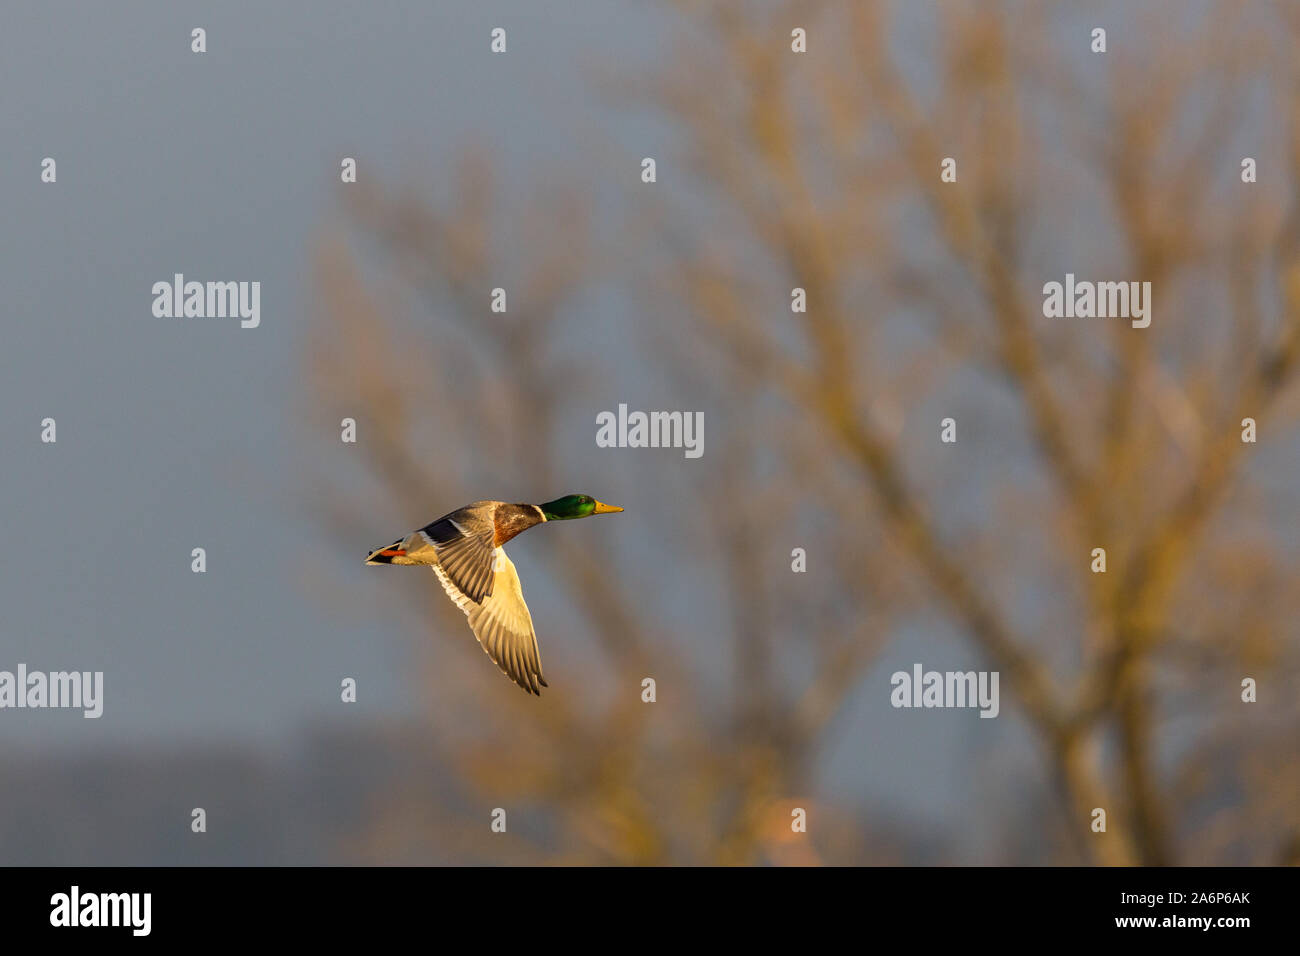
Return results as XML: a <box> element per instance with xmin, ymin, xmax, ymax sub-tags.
<box><xmin>2</xmin><ymin>0</ymin><xmax>1298</xmax><ymax>865</ymax></box>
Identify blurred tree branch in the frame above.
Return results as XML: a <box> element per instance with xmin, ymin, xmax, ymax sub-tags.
<box><xmin>302</xmin><ymin>0</ymin><xmax>1300</xmax><ymax>865</ymax></box>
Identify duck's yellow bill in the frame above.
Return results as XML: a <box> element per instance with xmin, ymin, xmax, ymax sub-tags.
<box><xmin>593</xmin><ymin>501</ymin><xmax>624</xmax><ymax>514</ymax></box>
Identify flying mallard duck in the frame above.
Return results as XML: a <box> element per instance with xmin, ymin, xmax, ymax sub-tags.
<box><xmin>365</xmin><ymin>495</ymin><xmax>623</xmax><ymax>695</ymax></box>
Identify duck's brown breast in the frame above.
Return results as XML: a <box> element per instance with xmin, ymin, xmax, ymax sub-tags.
<box><xmin>493</xmin><ymin>503</ymin><xmax>544</xmax><ymax>546</ymax></box>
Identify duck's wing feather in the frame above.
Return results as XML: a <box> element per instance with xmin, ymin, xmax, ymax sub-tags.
<box><xmin>432</xmin><ymin>547</ymin><xmax>548</xmax><ymax>695</ymax></box>
<box><xmin>416</xmin><ymin>507</ymin><xmax>498</xmax><ymax>603</ymax></box>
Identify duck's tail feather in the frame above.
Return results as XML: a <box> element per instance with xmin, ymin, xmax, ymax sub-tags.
<box><xmin>365</xmin><ymin>538</ymin><xmax>408</xmax><ymax>565</ymax></box>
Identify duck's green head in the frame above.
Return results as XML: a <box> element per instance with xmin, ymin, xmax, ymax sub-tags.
<box><xmin>539</xmin><ymin>493</ymin><xmax>623</xmax><ymax>521</ymax></box>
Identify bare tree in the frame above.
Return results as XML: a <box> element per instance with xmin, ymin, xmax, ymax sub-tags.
<box><xmin>304</xmin><ymin>1</ymin><xmax>1300</xmax><ymax>864</ymax></box>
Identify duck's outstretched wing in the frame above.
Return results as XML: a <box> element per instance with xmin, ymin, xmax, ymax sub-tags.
<box><xmin>432</xmin><ymin>547</ymin><xmax>548</xmax><ymax>695</ymax></box>
<box><xmin>415</xmin><ymin>509</ymin><xmax>498</xmax><ymax>603</ymax></box>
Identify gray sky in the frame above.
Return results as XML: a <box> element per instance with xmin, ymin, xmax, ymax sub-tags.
<box><xmin>0</xmin><ymin>1</ymin><xmax>1079</xmax><ymax>845</ymax></box>
<box><xmin>0</xmin><ymin>0</ymin><xmax>664</xmax><ymax>748</ymax></box>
